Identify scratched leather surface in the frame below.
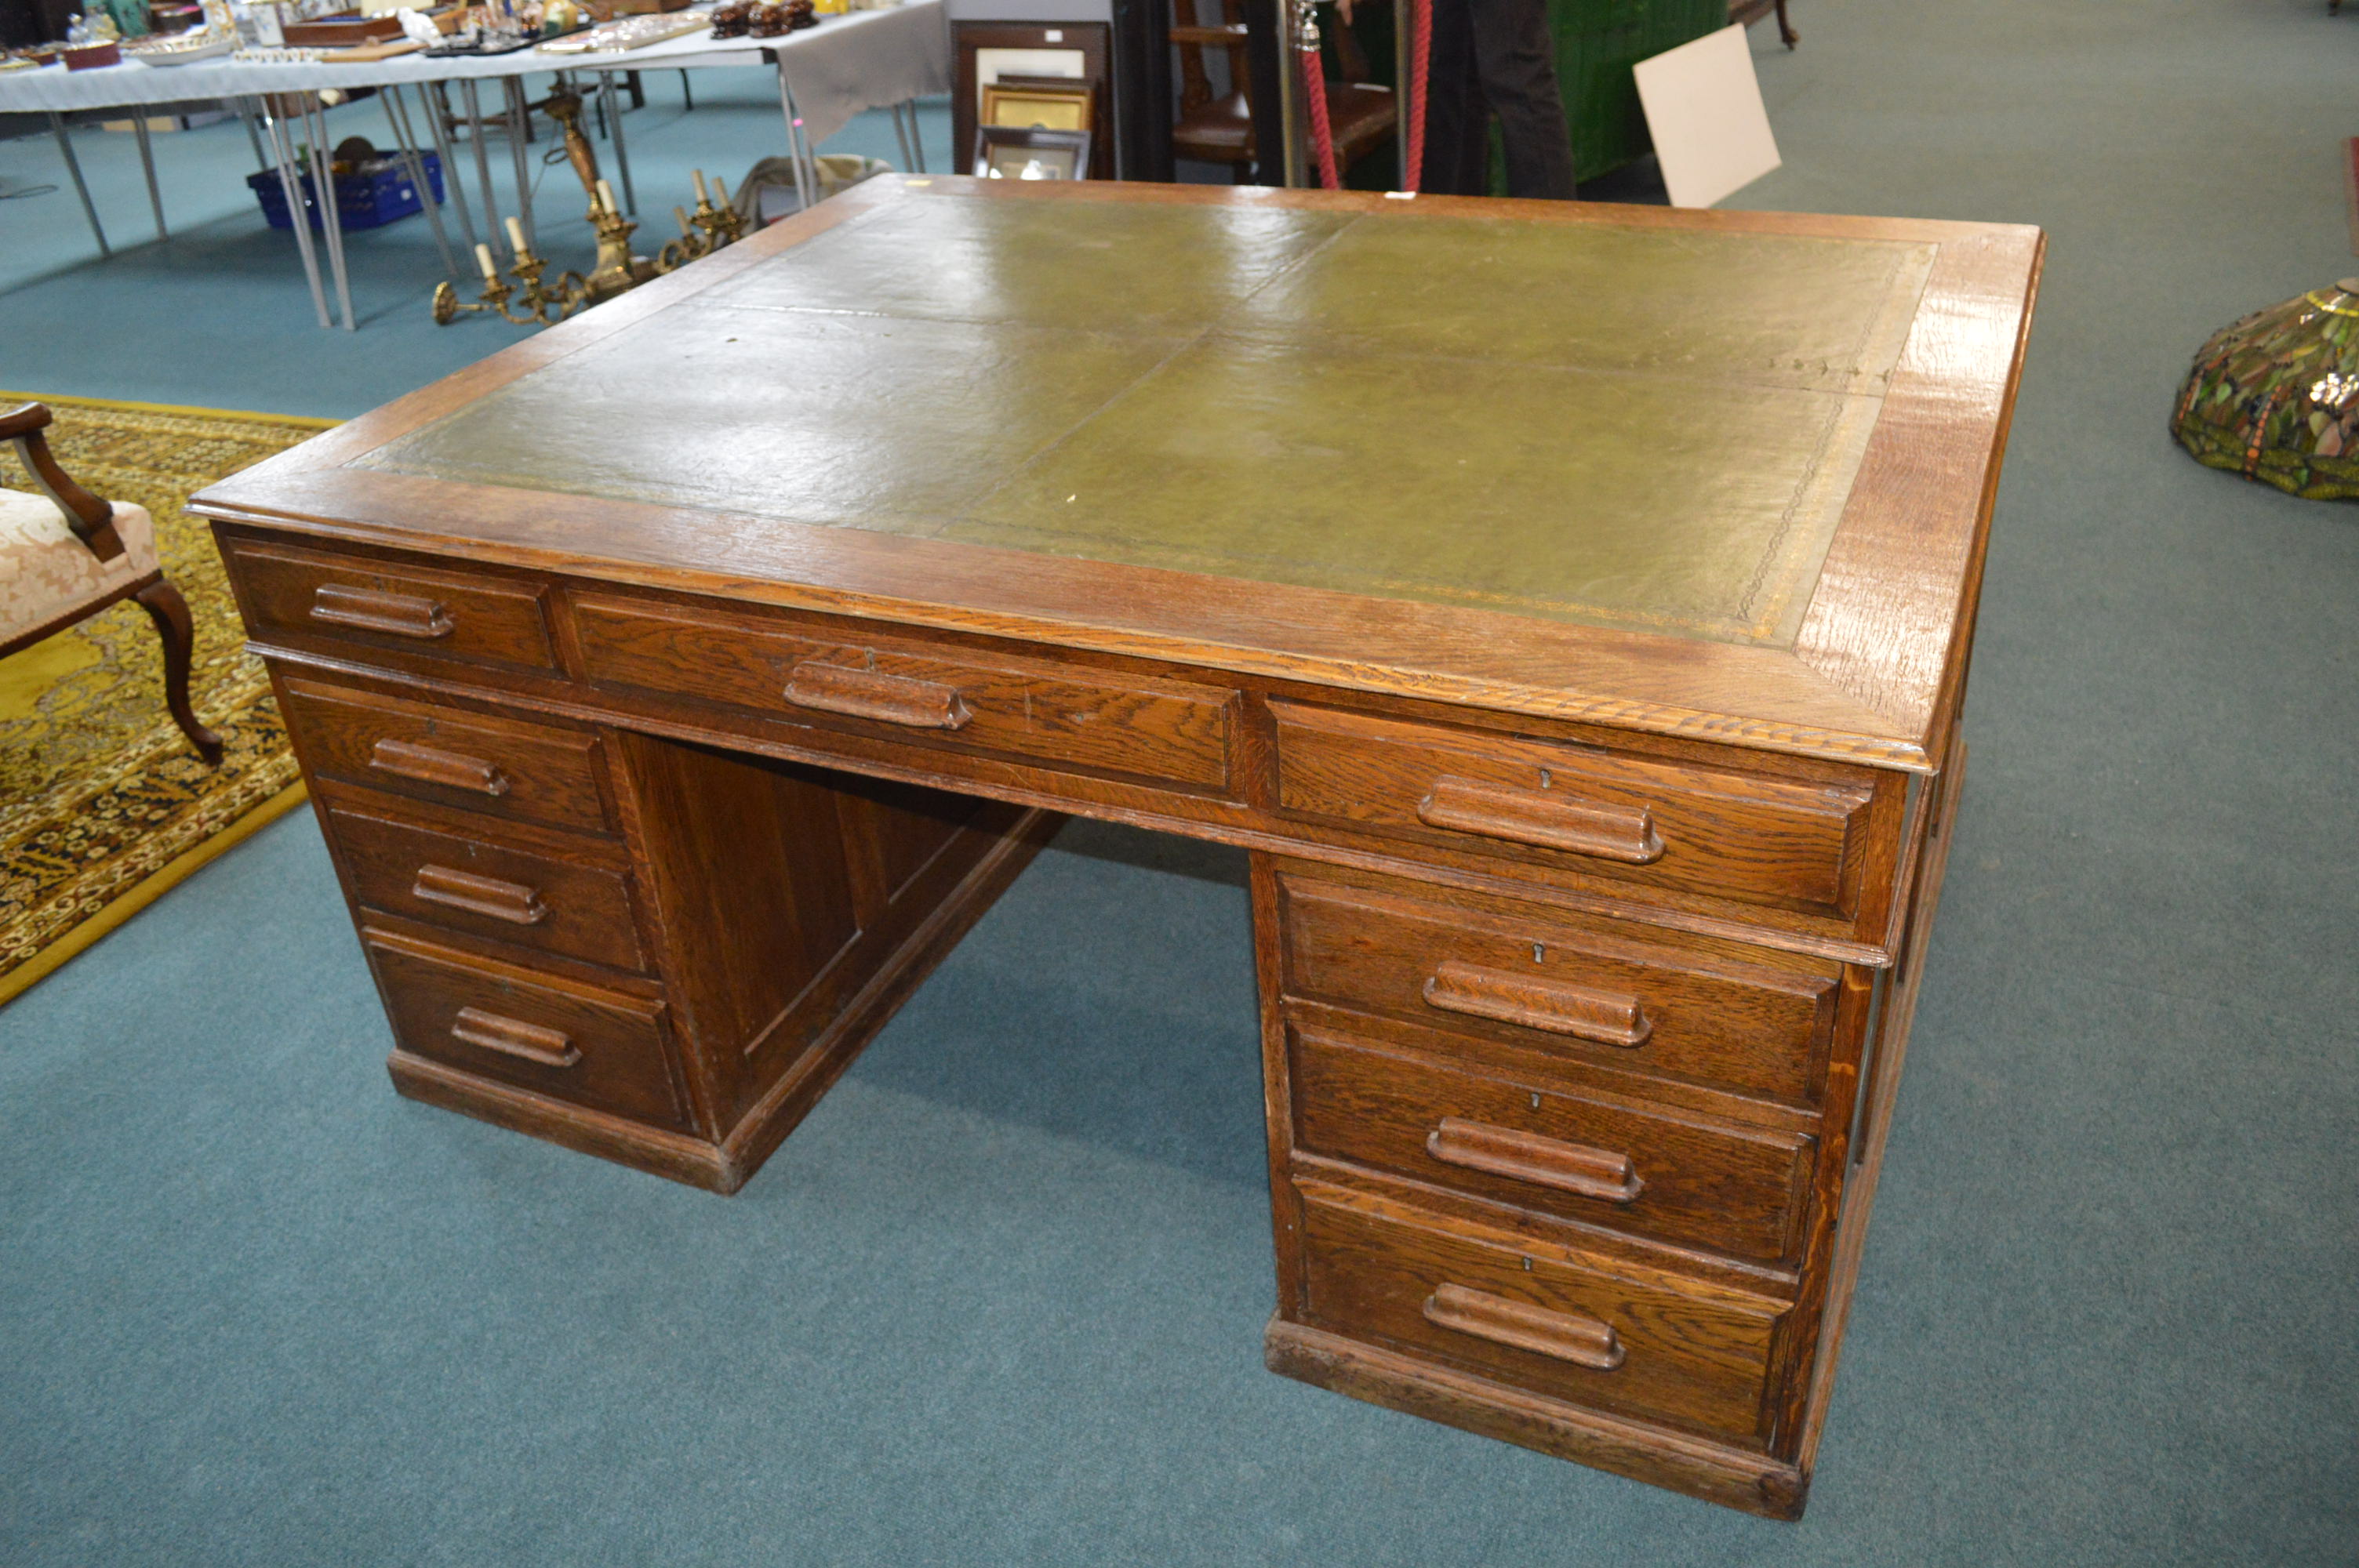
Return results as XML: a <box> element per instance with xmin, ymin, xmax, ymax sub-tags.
<box><xmin>360</xmin><ymin>191</ymin><xmax>1936</xmax><ymax>644</ymax></box>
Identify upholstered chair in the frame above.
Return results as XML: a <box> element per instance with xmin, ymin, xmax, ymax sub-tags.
<box><xmin>1</xmin><ymin>401</ymin><xmax>222</xmax><ymax>764</ymax></box>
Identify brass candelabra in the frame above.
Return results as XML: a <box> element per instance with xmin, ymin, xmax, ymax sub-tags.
<box><xmin>431</xmin><ymin>82</ymin><xmax>749</xmax><ymax>327</ymax></box>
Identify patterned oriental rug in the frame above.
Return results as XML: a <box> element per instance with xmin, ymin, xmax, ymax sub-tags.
<box><xmin>0</xmin><ymin>394</ymin><xmax>336</xmax><ymax>1006</ymax></box>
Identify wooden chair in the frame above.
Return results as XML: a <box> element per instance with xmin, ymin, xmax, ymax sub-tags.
<box><xmin>1730</xmin><ymin>0</ymin><xmax>1797</xmax><ymax>49</ymax></box>
<box><xmin>1</xmin><ymin>402</ymin><xmax>222</xmax><ymax>765</ymax></box>
<box><xmin>1171</xmin><ymin>0</ymin><xmax>1397</xmax><ymax>182</ymax></box>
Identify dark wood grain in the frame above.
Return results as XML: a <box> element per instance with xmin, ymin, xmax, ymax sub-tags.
<box><xmin>572</xmin><ymin>593</ymin><xmax>1239</xmax><ymax>793</ymax></box>
<box><xmin>1293</xmin><ymin>1181</ymin><xmax>1787</xmax><ymax>1444</ymax></box>
<box><xmin>224</xmin><ymin>538</ymin><xmax>558</xmax><ymax>674</ymax></box>
<box><xmin>1274</xmin><ymin>866</ymin><xmax>1842</xmax><ymax>1106</ymax></box>
<box><xmin>365</xmin><ymin>926</ymin><xmax>690</xmax><ymax>1129</ymax></box>
<box><xmin>1272</xmin><ymin>701</ymin><xmax>1877</xmax><ymax>919</ymax></box>
<box><xmin>323</xmin><ymin>799</ymin><xmax>646</xmax><ymax>973</ymax></box>
<box><xmin>281</xmin><ymin>677</ymin><xmax>611</xmax><ymax>835</ymax></box>
<box><xmin>1263</xmin><ymin>1319</ymin><xmax>1807</xmax><ymax>1518</ymax></box>
<box><xmin>1288</xmin><ymin>1023</ymin><xmax>1815</xmax><ymax>1265</ymax></box>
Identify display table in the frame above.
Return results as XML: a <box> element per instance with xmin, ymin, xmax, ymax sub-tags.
<box><xmin>0</xmin><ymin>2</ymin><xmax>947</xmax><ymax>328</ymax></box>
<box><xmin>193</xmin><ymin>179</ymin><xmax>2041</xmax><ymax>1517</ymax></box>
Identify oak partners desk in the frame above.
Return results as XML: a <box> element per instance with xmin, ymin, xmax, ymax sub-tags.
<box><xmin>194</xmin><ymin>177</ymin><xmax>2041</xmax><ymax>1519</ymax></box>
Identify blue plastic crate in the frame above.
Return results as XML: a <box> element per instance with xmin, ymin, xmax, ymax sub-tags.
<box><xmin>248</xmin><ymin>151</ymin><xmax>444</xmax><ymax>233</ymax></box>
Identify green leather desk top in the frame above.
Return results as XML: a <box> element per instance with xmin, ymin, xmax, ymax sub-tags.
<box><xmin>358</xmin><ymin>187</ymin><xmax>1938</xmax><ymax>649</ymax></box>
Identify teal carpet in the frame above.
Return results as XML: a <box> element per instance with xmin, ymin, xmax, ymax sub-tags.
<box><xmin>4</xmin><ymin>4</ymin><xmax>2357</xmax><ymax>1562</ymax></box>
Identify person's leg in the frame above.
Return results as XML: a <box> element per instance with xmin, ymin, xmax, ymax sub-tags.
<box><xmin>1467</xmin><ymin>0</ymin><xmax>1576</xmax><ymax>198</ymax></box>
<box><xmin>1422</xmin><ymin>0</ymin><xmax>1492</xmax><ymax>194</ymax></box>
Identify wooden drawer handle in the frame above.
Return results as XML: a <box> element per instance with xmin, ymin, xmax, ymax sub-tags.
<box><xmin>411</xmin><ymin>863</ymin><xmax>548</xmax><ymax>926</ymax></box>
<box><xmin>1427</xmin><ymin>1116</ymin><xmax>1645</xmax><ymax>1204</ymax></box>
<box><xmin>1422</xmin><ymin>959</ymin><xmax>1653</xmax><ymax>1048</ymax></box>
<box><xmin>783</xmin><ymin>659</ymin><xmax>973</xmax><ymax>731</ymax></box>
<box><xmin>449</xmin><ymin>1006</ymin><xmax>580</xmax><ymax>1069</ymax></box>
<box><xmin>1416</xmin><ymin>775</ymin><xmax>1665</xmax><ymax>864</ymax></box>
<box><xmin>310</xmin><ymin>583</ymin><xmax>456</xmax><ymax>640</ymax></box>
<box><xmin>369</xmin><ymin>737</ymin><xmax>511</xmax><ymax>797</ymax></box>
<box><xmin>1423</xmin><ymin>1283</ymin><xmax>1626</xmax><ymax>1371</ymax></box>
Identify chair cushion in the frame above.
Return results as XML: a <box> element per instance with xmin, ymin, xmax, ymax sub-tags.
<box><xmin>0</xmin><ymin>488</ymin><xmax>158</xmax><ymax>645</ymax></box>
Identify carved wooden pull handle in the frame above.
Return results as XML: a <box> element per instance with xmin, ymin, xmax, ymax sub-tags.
<box><xmin>449</xmin><ymin>1007</ymin><xmax>580</xmax><ymax>1069</ymax></box>
<box><xmin>1423</xmin><ymin>1283</ymin><xmax>1626</xmax><ymax>1371</ymax></box>
<box><xmin>310</xmin><ymin>583</ymin><xmax>456</xmax><ymax>640</ymax></box>
<box><xmin>783</xmin><ymin>659</ymin><xmax>972</xmax><ymax>731</ymax></box>
<box><xmin>1427</xmin><ymin>1116</ymin><xmax>1645</xmax><ymax>1204</ymax></box>
<box><xmin>1422</xmin><ymin>959</ymin><xmax>1652</xmax><ymax>1048</ymax></box>
<box><xmin>369</xmin><ymin>738</ymin><xmax>510</xmax><ymax>797</ymax></box>
<box><xmin>1416</xmin><ymin>775</ymin><xmax>1665</xmax><ymax>864</ymax></box>
<box><xmin>411</xmin><ymin>864</ymin><xmax>547</xmax><ymax>925</ymax></box>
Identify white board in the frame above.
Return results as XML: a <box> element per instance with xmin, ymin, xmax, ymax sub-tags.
<box><xmin>1631</xmin><ymin>24</ymin><xmax>1781</xmax><ymax>209</ymax></box>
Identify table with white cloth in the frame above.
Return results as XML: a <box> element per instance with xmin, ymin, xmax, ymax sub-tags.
<box><xmin>0</xmin><ymin>2</ymin><xmax>947</xmax><ymax>328</ymax></box>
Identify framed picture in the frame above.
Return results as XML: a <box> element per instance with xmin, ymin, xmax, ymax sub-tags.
<box><xmin>952</xmin><ymin>20</ymin><xmax>1113</xmax><ymax>180</ymax></box>
<box><xmin>980</xmin><ymin>75</ymin><xmax>1096</xmax><ymax>136</ymax></box>
<box><xmin>975</xmin><ymin>125</ymin><xmax>1092</xmax><ymax>183</ymax></box>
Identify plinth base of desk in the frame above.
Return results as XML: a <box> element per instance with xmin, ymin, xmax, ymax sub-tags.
<box><xmin>1264</xmin><ymin>1318</ymin><xmax>1808</xmax><ymax>1519</ymax></box>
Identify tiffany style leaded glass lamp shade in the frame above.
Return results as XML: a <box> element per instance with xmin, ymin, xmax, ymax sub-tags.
<box><xmin>2174</xmin><ymin>278</ymin><xmax>2359</xmax><ymax>499</ymax></box>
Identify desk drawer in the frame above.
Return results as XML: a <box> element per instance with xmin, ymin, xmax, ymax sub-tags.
<box><xmin>227</xmin><ymin>540</ymin><xmax>558</xmax><ymax>673</ymax></box>
<box><xmin>327</xmin><ymin>805</ymin><xmax>646</xmax><ymax>974</ymax></box>
<box><xmin>283</xmin><ymin>677</ymin><xmax>609</xmax><ymax>835</ymax></box>
<box><xmin>1289</xmin><ymin>1023</ymin><xmax>1813</xmax><ymax>1265</ymax></box>
<box><xmin>1277</xmin><ymin>869</ymin><xmax>1841</xmax><ymax>1105</ymax></box>
<box><xmin>1297</xmin><ymin>1183</ymin><xmax>1785</xmax><ymax>1444</ymax></box>
<box><xmin>572</xmin><ymin>596</ymin><xmax>1236</xmax><ymax>790</ymax></box>
<box><xmin>1270</xmin><ymin>702</ymin><xmax>1874</xmax><ymax>920</ymax></box>
<box><xmin>364</xmin><ymin>929</ymin><xmax>687</xmax><ymax>1130</ymax></box>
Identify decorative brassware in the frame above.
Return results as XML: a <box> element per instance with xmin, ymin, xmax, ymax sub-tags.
<box><xmin>431</xmin><ymin>87</ymin><xmax>744</xmax><ymax>326</ymax></box>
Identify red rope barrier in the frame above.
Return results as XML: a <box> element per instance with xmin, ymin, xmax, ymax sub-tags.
<box><xmin>1405</xmin><ymin>0</ymin><xmax>1430</xmax><ymax>192</ymax></box>
<box><xmin>1300</xmin><ymin>41</ymin><xmax>1340</xmax><ymax>191</ymax></box>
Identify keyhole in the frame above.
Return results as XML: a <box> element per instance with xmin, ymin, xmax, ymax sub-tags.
<box><xmin>1521</xmin><ymin>1256</ymin><xmax>1534</xmax><ymax>1272</ymax></box>
<box><xmin>1538</xmin><ymin>768</ymin><xmax>1553</xmax><ymax>789</ymax></box>
<box><xmin>1532</xmin><ymin>942</ymin><xmax>1545</xmax><ymax>964</ymax></box>
<box><xmin>1529</xmin><ymin>1091</ymin><xmax>1542</xmax><ymax>1110</ymax></box>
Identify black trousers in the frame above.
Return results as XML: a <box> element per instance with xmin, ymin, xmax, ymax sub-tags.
<box><xmin>1423</xmin><ymin>0</ymin><xmax>1577</xmax><ymax>200</ymax></box>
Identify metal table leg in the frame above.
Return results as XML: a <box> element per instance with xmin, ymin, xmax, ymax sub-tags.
<box><xmin>599</xmin><ymin>70</ymin><xmax>637</xmax><ymax>213</ymax></box>
<box><xmin>48</xmin><ymin>112</ymin><xmax>108</xmax><ymax>257</ymax></box>
<box><xmin>383</xmin><ymin>81</ymin><xmax>458</xmax><ymax>276</ymax></box>
<box><xmin>237</xmin><ymin>99</ymin><xmax>269</xmax><ymax>171</ymax></box>
<box><xmin>301</xmin><ymin>94</ymin><xmax>356</xmax><ymax>330</ymax></box>
<box><xmin>130</xmin><ymin>114</ymin><xmax>167</xmax><ymax>241</ymax></box>
<box><xmin>889</xmin><ymin>100</ymin><xmax>913</xmax><ymax>172</ymax></box>
<box><xmin>901</xmin><ymin>100</ymin><xmax>925</xmax><ymax>174</ymax></box>
<box><xmin>772</xmin><ymin>60</ymin><xmax>816</xmax><ymax>212</ymax></box>
<box><xmin>413</xmin><ymin>83</ymin><xmax>478</xmax><ymax>252</ymax></box>
<box><xmin>460</xmin><ymin>76</ymin><xmax>504</xmax><ymax>260</ymax></box>
<box><xmin>256</xmin><ymin>96</ymin><xmax>330</xmax><ymax>328</ymax></box>
<box><xmin>505</xmin><ymin>75</ymin><xmax>536</xmax><ymax>251</ymax></box>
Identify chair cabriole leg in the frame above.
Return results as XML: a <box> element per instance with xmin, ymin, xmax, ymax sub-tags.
<box><xmin>133</xmin><ymin>579</ymin><xmax>223</xmax><ymax>765</ymax></box>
